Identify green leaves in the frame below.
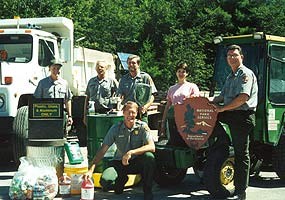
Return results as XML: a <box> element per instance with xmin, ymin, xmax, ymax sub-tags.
<box><xmin>1</xmin><ymin>0</ymin><xmax>285</xmax><ymax>92</ymax></box>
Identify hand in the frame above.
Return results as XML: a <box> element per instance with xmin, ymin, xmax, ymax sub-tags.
<box><xmin>82</xmin><ymin>169</ymin><xmax>93</xmax><ymax>181</ymax></box>
<box><xmin>158</xmin><ymin>133</ymin><xmax>167</xmax><ymax>142</ymax></box>
<box><xmin>215</xmin><ymin>105</ymin><xmax>225</xmax><ymax>113</ymax></box>
<box><xmin>67</xmin><ymin>116</ymin><xmax>73</xmax><ymax>126</ymax></box>
<box><xmin>122</xmin><ymin>151</ymin><xmax>132</xmax><ymax>166</ymax></box>
<box><xmin>139</xmin><ymin>106</ymin><xmax>147</xmax><ymax>114</ymax></box>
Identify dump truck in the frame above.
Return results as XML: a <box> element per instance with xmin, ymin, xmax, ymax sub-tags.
<box><xmin>154</xmin><ymin>32</ymin><xmax>285</xmax><ymax>198</ymax></box>
<box><xmin>0</xmin><ymin>17</ymin><xmax>116</xmax><ymax>162</ymax></box>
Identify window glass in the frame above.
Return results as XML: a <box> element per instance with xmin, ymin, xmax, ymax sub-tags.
<box><xmin>0</xmin><ymin>34</ymin><xmax>32</xmax><ymax>63</ymax></box>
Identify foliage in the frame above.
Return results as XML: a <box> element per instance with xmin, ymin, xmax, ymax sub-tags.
<box><xmin>0</xmin><ymin>0</ymin><xmax>284</xmax><ymax>92</ymax></box>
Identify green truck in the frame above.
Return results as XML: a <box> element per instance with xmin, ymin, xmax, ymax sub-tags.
<box><xmin>154</xmin><ymin>32</ymin><xmax>285</xmax><ymax>198</ymax></box>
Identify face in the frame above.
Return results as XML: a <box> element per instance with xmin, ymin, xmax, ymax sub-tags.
<box><xmin>123</xmin><ymin>104</ymin><xmax>138</xmax><ymax>125</ymax></box>
<box><xmin>226</xmin><ymin>49</ymin><xmax>243</xmax><ymax>70</ymax></box>
<box><xmin>127</xmin><ymin>58</ymin><xmax>140</xmax><ymax>76</ymax></box>
<box><xmin>176</xmin><ymin>68</ymin><xmax>188</xmax><ymax>81</ymax></box>
<box><xmin>49</xmin><ymin>64</ymin><xmax>61</xmax><ymax>76</ymax></box>
<box><xmin>96</xmin><ymin>61</ymin><xmax>107</xmax><ymax>76</ymax></box>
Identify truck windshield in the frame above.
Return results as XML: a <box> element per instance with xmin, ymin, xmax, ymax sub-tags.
<box><xmin>269</xmin><ymin>44</ymin><xmax>285</xmax><ymax>104</ymax></box>
<box><xmin>213</xmin><ymin>44</ymin><xmax>263</xmax><ymax>98</ymax></box>
<box><xmin>0</xmin><ymin>34</ymin><xmax>32</xmax><ymax>63</ymax></box>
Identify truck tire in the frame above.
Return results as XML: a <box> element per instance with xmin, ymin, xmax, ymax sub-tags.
<box><xmin>154</xmin><ymin>166</ymin><xmax>187</xmax><ymax>187</ymax></box>
<box><xmin>204</xmin><ymin>146</ymin><xmax>235</xmax><ymax>199</ymax></box>
<box><xmin>273</xmin><ymin>133</ymin><xmax>285</xmax><ymax>180</ymax></box>
<box><xmin>12</xmin><ymin>106</ymin><xmax>29</xmax><ymax>164</ymax></box>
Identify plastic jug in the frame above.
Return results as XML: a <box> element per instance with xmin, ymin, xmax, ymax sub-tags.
<box><xmin>58</xmin><ymin>173</ymin><xmax>71</xmax><ymax>198</ymax></box>
<box><xmin>81</xmin><ymin>177</ymin><xmax>94</xmax><ymax>200</ymax></box>
<box><xmin>64</xmin><ymin>141</ymin><xmax>84</xmax><ymax>164</ymax></box>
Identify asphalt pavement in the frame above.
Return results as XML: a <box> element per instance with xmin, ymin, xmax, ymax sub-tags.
<box><xmin>1</xmin><ymin>161</ymin><xmax>285</xmax><ymax>200</ymax></box>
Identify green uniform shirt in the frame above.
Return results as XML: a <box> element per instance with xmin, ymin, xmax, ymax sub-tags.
<box><xmin>221</xmin><ymin>65</ymin><xmax>258</xmax><ymax>111</ymax></box>
<box><xmin>34</xmin><ymin>76</ymin><xmax>72</xmax><ymax>102</ymax></box>
<box><xmin>103</xmin><ymin>120</ymin><xmax>153</xmax><ymax>160</ymax></box>
<box><xmin>117</xmin><ymin>71</ymin><xmax>157</xmax><ymax>105</ymax></box>
<box><xmin>86</xmin><ymin>76</ymin><xmax>117</xmax><ymax>110</ymax></box>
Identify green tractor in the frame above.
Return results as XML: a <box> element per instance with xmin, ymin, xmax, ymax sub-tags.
<box><xmin>154</xmin><ymin>32</ymin><xmax>285</xmax><ymax>198</ymax></box>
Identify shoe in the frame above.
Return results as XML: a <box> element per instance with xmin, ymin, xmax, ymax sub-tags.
<box><xmin>114</xmin><ymin>176</ymin><xmax>128</xmax><ymax>194</ymax></box>
<box><xmin>227</xmin><ymin>192</ymin><xmax>246</xmax><ymax>200</ymax></box>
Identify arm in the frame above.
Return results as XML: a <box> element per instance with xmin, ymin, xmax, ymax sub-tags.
<box><xmin>65</xmin><ymin>99</ymin><xmax>73</xmax><ymax>125</ymax></box>
<box><xmin>84</xmin><ymin>144</ymin><xmax>109</xmax><ymax>179</ymax></box>
<box><xmin>122</xmin><ymin>139</ymin><xmax>155</xmax><ymax>166</ymax></box>
<box><xmin>83</xmin><ymin>95</ymin><xmax>90</xmax><ymax>126</ymax></box>
<box><xmin>159</xmin><ymin>100</ymin><xmax>172</xmax><ymax>137</ymax></box>
<box><xmin>216</xmin><ymin>93</ymin><xmax>249</xmax><ymax>112</ymax></box>
<box><xmin>140</xmin><ymin>95</ymin><xmax>155</xmax><ymax>114</ymax></box>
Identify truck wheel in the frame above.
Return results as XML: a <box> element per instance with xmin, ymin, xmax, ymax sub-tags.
<box><xmin>204</xmin><ymin>146</ymin><xmax>235</xmax><ymax>199</ymax></box>
<box><xmin>154</xmin><ymin>166</ymin><xmax>187</xmax><ymax>187</ymax></box>
<box><xmin>12</xmin><ymin>106</ymin><xmax>28</xmax><ymax>164</ymax></box>
<box><xmin>273</xmin><ymin>133</ymin><xmax>285</xmax><ymax>180</ymax></box>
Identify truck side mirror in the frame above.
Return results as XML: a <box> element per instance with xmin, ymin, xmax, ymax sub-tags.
<box><xmin>60</xmin><ymin>38</ymin><xmax>71</xmax><ymax>62</ymax></box>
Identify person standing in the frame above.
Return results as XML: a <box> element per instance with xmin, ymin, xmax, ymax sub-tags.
<box><xmin>159</xmin><ymin>62</ymin><xmax>200</xmax><ymax>146</ymax></box>
<box><xmin>83</xmin><ymin>101</ymin><xmax>156</xmax><ymax>200</ymax></box>
<box><xmin>34</xmin><ymin>60</ymin><xmax>73</xmax><ymax>126</ymax></box>
<box><xmin>83</xmin><ymin>60</ymin><xmax>118</xmax><ymax>124</ymax></box>
<box><xmin>210</xmin><ymin>45</ymin><xmax>258</xmax><ymax>200</ymax></box>
<box><xmin>117</xmin><ymin>55</ymin><xmax>157</xmax><ymax>123</ymax></box>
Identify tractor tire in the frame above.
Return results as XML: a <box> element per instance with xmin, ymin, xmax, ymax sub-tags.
<box><xmin>12</xmin><ymin>106</ymin><xmax>29</xmax><ymax>164</ymax></box>
<box><xmin>154</xmin><ymin>166</ymin><xmax>187</xmax><ymax>187</ymax></box>
<box><xmin>273</xmin><ymin>133</ymin><xmax>285</xmax><ymax>180</ymax></box>
<box><xmin>204</xmin><ymin>146</ymin><xmax>235</xmax><ymax>199</ymax></box>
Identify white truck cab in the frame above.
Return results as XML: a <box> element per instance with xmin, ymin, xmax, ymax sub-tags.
<box><xmin>0</xmin><ymin>17</ymin><xmax>116</xmax><ymax>162</ymax></box>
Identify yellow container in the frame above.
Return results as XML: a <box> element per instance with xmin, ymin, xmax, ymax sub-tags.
<box><xmin>92</xmin><ymin>173</ymin><xmax>141</xmax><ymax>188</ymax></box>
<box><xmin>64</xmin><ymin>162</ymin><xmax>88</xmax><ymax>195</ymax></box>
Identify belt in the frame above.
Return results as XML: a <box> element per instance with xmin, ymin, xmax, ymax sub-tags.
<box><xmin>232</xmin><ymin>110</ymin><xmax>255</xmax><ymax>115</ymax></box>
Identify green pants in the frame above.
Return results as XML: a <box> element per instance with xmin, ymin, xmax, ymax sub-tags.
<box><xmin>213</xmin><ymin>110</ymin><xmax>255</xmax><ymax>193</ymax></box>
<box><xmin>110</xmin><ymin>152</ymin><xmax>155</xmax><ymax>195</ymax></box>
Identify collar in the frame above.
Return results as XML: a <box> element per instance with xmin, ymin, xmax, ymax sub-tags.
<box><xmin>231</xmin><ymin>65</ymin><xmax>244</xmax><ymax>77</ymax></box>
<box><xmin>128</xmin><ymin>71</ymin><xmax>142</xmax><ymax>79</ymax></box>
<box><xmin>48</xmin><ymin>76</ymin><xmax>64</xmax><ymax>84</ymax></box>
<box><xmin>94</xmin><ymin>76</ymin><xmax>108</xmax><ymax>82</ymax></box>
<box><xmin>122</xmin><ymin>120</ymin><xmax>139</xmax><ymax>131</ymax></box>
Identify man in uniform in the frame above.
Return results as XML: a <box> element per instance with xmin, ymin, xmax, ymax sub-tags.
<box><xmin>34</xmin><ymin>60</ymin><xmax>73</xmax><ymax>126</ymax></box>
<box><xmin>83</xmin><ymin>101</ymin><xmax>156</xmax><ymax>200</ymax></box>
<box><xmin>117</xmin><ymin>55</ymin><xmax>157</xmax><ymax>123</ymax></box>
<box><xmin>210</xmin><ymin>45</ymin><xmax>258</xmax><ymax>200</ymax></box>
<box><xmin>83</xmin><ymin>60</ymin><xmax>118</xmax><ymax>124</ymax></box>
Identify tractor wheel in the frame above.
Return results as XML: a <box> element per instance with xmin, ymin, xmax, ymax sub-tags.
<box><xmin>154</xmin><ymin>166</ymin><xmax>187</xmax><ymax>187</ymax></box>
<box><xmin>12</xmin><ymin>106</ymin><xmax>29</xmax><ymax>164</ymax></box>
<box><xmin>272</xmin><ymin>133</ymin><xmax>285</xmax><ymax>180</ymax></box>
<box><xmin>204</xmin><ymin>146</ymin><xmax>235</xmax><ymax>199</ymax></box>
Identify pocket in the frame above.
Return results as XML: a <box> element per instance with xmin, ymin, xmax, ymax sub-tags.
<box><xmin>58</xmin><ymin>88</ymin><xmax>67</xmax><ymax>98</ymax></box>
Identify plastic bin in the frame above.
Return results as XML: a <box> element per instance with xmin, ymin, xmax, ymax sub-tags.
<box><xmin>26</xmin><ymin>139</ymin><xmax>65</xmax><ymax>179</ymax></box>
<box><xmin>87</xmin><ymin>114</ymin><xmax>123</xmax><ymax>164</ymax></box>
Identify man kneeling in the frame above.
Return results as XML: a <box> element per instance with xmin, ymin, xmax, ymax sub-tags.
<box><xmin>83</xmin><ymin>101</ymin><xmax>156</xmax><ymax>200</ymax></box>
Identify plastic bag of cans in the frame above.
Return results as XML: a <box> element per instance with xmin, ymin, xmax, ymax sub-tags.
<box><xmin>9</xmin><ymin>157</ymin><xmax>58</xmax><ymax>200</ymax></box>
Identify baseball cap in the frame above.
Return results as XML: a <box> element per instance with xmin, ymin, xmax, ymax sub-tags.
<box><xmin>49</xmin><ymin>59</ymin><xmax>63</xmax><ymax>67</ymax></box>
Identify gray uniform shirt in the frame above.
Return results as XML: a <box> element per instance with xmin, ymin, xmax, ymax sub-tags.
<box><xmin>103</xmin><ymin>120</ymin><xmax>153</xmax><ymax>160</ymax></box>
<box><xmin>117</xmin><ymin>71</ymin><xmax>157</xmax><ymax>105</ymax></box>
<box><xmin>34</xmin><ymin>76</ymin><xmax>72</xmax><ymax>102</ymax></box>
<box><xmin>221</xmin><ymin>65</ymin><xmax>258</xmax><ymax>111</ymax></box>
<box><xmin>85</xmin><ymin>76</ymin><xmax>117</xmax><ymax>110</ymax></box>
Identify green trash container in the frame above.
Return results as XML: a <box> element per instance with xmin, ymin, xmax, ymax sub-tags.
<box><xmin>87</xmin><ymin>114</ymin><xmax>124</xmax><ymax>172</ymax></box>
